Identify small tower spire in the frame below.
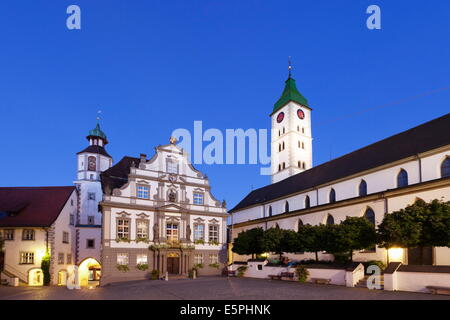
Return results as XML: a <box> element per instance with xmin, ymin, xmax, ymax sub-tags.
<box><xmin>288</xmin><ymin>56</ymin><xmax>292</xmax><ymax>78</ymax></box>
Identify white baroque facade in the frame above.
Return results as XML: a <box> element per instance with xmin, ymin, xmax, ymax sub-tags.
<box><xmin>100</xmin><ymin>139</ymin><xmax>228</xmax><ymax>285</ymax></box>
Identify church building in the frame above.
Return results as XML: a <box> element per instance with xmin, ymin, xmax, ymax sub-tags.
<box><xmin>230</xmin><ymin>71</ymin><xmax>450</xmax><ymax>266</ymax></box>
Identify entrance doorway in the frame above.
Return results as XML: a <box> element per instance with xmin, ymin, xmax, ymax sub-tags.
<box><xmin>79</xmin><ymin>258</ymin><xmax>101</xmax><ymax>286</ymax></box>
<box><xmin>408</xmin><ymin>247</ymin><xmax>433</xmax><ymax>265</ymax></box>
<box><xmin>167</xmin><ymin>253</ymin><xmax>180</xmax><ymax>274</ymax></box>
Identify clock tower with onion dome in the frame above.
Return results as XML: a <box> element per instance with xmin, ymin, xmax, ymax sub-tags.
<box><xmin>271</xmin><ymin>63</ymin><xmax>313</xmax><ymax>184</ymax></box>
<box><xmin>73</xmin><ymin>122</ymin><xmax>113</xmax><ymax>266</ymax></box>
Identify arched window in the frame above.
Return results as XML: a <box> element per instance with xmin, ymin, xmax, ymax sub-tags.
<box><xmin>279</xmin><ymin>144</ymin><xmax>281</xmax><ymax>152</ymax></box>
<box><xmin>302</xmin><ymin>127</ymin><xmax>305</xmax><ymax>134</ymax></box>
<box><xmin>326</xmin><ymin>214</ymin><xmax>334</xmax><ymax>225</ymax></box>
<box><xmin>268</xmin><ymin>206</ymin><xmax>273</xmax><ymax>217</ymax></box>
<box><xmin>441</xmin><ymin>158</ymin><xmax>450</xmax><ymax>178</ymax></box>
<box><xmin>301</xmin><ymin>142</ymin><xmax>305</xmax><ymax>149</ymax></box>
<box><xmin>282</xmin><ymin>162</ymin><xmax>286</xmax><ymax>169</ymax></box>
<box><xmin>297</xmin><ymin>219</ymin><xmax>303</xmax><ymax>231</ymax></box>
<box><xmin>302</xmin><ymin>162</ymin><xmax>306</xmax><ymax>169</ymax></box>
<box><xmin>298</xmin><ymin>161</ymin><xmax>301</xmax><ymax>168</ymax></box>
<box><xmin>285</xmin><ymin>201</ymin><xmax>289</xmax><ymax>213</ymax></box>
<box><xmin>304</xmin><ymin>195</ymin><xmax>310</xmax><ymax>209</ymax></box>
<box><xmin>282</xmin><ymin>141</ymin><xmax>285</xmax><ymax>150</ymax></box>
<box><xmin>329</xmin><ymin>188</ymin><xmax>336</xmax><ymax>203</ymax></box>
<box><xmin>364</xmin><ymin>208</ymin><xmax>375</xmax><ymax>225</ymax></box>
<box><xmin>359</xmin><ymin>180</ymin><xmax>367</xmax><ymax>197</ymax></box>
<box><xmin>283</xmin><ymin>127</ymin><xmax>285</xmax><ymax>134</ymax></box>
<box><xmin>278</xmin><ymin>164</ymin><xmax>281</xmax><ymax>172</ymax></box>
<box><xmin>397</xmin><ymin>169</ymin><xmax>409</xmax><ymax>188</ymax></box>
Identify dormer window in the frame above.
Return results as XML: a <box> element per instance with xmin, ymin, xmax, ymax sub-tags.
<box><xmin>193</xmin><ymin>192</ymin><xmax>204</xmax><ymax>205</ymax></box>
<box><xmin>167</xmin><ymin>160</ymin><xmax>178</xmax><ymax>174</ymax></box>
<box><xmin>137</xmin><ymin>185</ymin><xmax>150</xmax><ymax>199</ymax></box>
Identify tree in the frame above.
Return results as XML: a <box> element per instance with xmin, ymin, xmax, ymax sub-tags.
<box><xmin>232</xmin><ymin>228</ymin><xmax>265</xmax><ymax>258</ymax></box>
<box><xmin>262</xmin><ymin>225</ymin><xmax>285</xmax><ymax>261</ymax></box>
<box><xmin>340</xmin><ymin>216</ymin><xmax>378</xmax><ymax>261</ymax></box>
<box><xmin>297</xmin><ymin>224</ymin><xmax>327</xmax><ymax>261</ymax></box>
<box><xmin>378</xmin><ymin>199</ymin><xmax>450</xmax><ymax>264</ymax></box>
<box><xmin>280</xmin><ymin>229</ymin><xmax>302</xmax><ymax>254</ymax></box>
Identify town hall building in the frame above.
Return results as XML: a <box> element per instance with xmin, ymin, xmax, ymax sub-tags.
<box><xmin>99</xmin><ymin>138</ymin><xmax>228</xmax><ymax>285</ymax></box>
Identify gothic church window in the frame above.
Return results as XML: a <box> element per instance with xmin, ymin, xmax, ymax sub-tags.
<box><xmin>397</xmin><ymin>169</ymin><xmax>409</xmax><ymax>188</ymax></box>
<box><xmin>359</xmin><ymin>180</ymin><xmax>368</xmax><ymax>197</ymax></box>
<box><xmin>441</xmin><ymin>158</ymin><xmax>450</xmax><ymax>178</ymax></box>
<box><xmin>329</xmin><ymin>188</ymin><xmax>336</xmax><ymax>203</ymax></box>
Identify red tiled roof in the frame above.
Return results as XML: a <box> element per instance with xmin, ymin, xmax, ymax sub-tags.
<box><xmin>0</xmin><ymin>186</ymin><xmax>76</xmax><ymax>227</ymax></box>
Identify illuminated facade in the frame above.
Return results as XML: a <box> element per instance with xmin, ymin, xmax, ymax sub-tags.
<box><xmin>230</xmin><ymin>75</ymin><xmax>450</xmax><ymax>266</ymax></box>
<box><xmin>0</xmin><ymin>187</ymin><xmax>78</xmax><ymax>286</ymax></box>
<box><xmin>99</xmin><ymin>138</ymin><xmax>228</xmax><ymax>285</ymax></box>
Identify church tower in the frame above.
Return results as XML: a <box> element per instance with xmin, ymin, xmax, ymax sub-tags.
<box><xmin>73</xmin><ymin>122</ymin><xmax>112</xmax><ymax>265</ymax></box>
<box><xmin>271</xmin><ymin>64</ymin><xmax>312</xmax><ymax>184</ymax></box>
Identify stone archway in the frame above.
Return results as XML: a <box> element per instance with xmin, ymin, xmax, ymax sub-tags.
<box><xmin>58</xmin><ymin>270</ymin><xmax>68</xmax><ymax>286</ymax></box>
<box><xmin>28</xmin><ymin>268</ymin><xmax>43</xmax><ymax>286</ymax></box>
<box><xmin>79</xmin><ymin>258</ymin><xmax>101</xmax><ymax>287</ymax></box>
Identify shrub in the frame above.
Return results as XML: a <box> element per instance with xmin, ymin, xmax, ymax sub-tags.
<box><xmin>136</xmin><ymin>238</ymin><xmax>149</xmax><ymax>243</ymax></box>
<box><xmin>136</xmin><ymin>263</ymin><xmax>149</xmax><ymax>271</ymax></box>
<box><xmin>194</xmin><ymin>263</ymin><xmax>204</xmax><ymax>269</ymax></box>
<box><xmin>149</xmin><ymin>269</ymin><xmax>160</xmax><ymax>280</ymax></box>
<box><xmin>236</xmin><ymin>266</ymin><xmax>248</xmax><ymax>277</ymax></box>
<box><xmin>208</xmin><ymin>240</ymin><xmax>220</xmax><ymax>246</ymax></box>
<box><xmin>209</xmin><ymin>263</ymin><xmax>220</xmax><ymax>269</ymax></box>
<box><xmin>332</xmin><ymin>252</ymin><xmax>352</xmax><ymax>265</ymax></box>
<box><xmin>194</xmin><ymin>239</ymin><xmax>205</xmax><ymax>245</ymax></box>
<box><xmin>361</xmin><ymin>260</ymin><xmax>386</xmax><ymax>274</ymax></box>
<box><xmin>41</xmin><ymin>252</ymin><xmax>51</xmax><ymax>286</ymax></box>
<box><xmin>116</xmin><ymin>264</ymin><xmax>129</xmax><ymax>272</ymax></box>
<box><xmin>295</xmin><ymin>265</ymin><xmax>309</xmax><ymax>283</ymax></box>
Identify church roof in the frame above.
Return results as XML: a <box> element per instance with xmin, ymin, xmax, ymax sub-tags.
<box><xmin>0</xmin><ymin>186</ymin><xmax>76</xmax><ymax>227</ymax></box>
<box><xmin>272</xmin><ymin>77</ymin><xmax>309</xmax><ymax>115</ymax></box>
<box><xmin>77</xmin><ymin>145</ymin><xmax>112</xmax><ymax>158</ymax></box>
<box><xmin>100</xmin><ymin>156</ymin><xmax>139</xmax><ymax>195</ymax></box>
<box><xmin>230</xmin><ymin>113</ymin><xmax>450</xmax><ymax>213</ymax></box>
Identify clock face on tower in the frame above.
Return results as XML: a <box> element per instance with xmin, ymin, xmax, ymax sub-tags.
<box><xmin>88</xmin><ymin>156</ymin><xmax>96</xmax><ymax>171</ymax></box>
<box><xmin>297</xmin><ymin>109</ymin><xmax>305</xmax><ymax>120</ymax></box>
<box><xmin>276</xmin><ymin>112</ymin><xmax>285</xmax><ymax>123</ymax></box>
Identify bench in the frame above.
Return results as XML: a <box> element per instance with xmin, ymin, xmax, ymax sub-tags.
<box><xmin>311</xmin><ymin>278</ymin><xmax>331</xmax><ymax>285</ymax></box>
<box><xmin>269</xmin><ymin>274</ymin><xmax>282</xmax><ymax>280</ymax></box>
<box><xmin>427</xmin><ymin>286</ymin><xmax>450</xmax><ymax>295</ymax></box>
<box><xmin>280</xmin><ymin>272</ymin><xmax>295</xmax><ymax>280</ymax></box>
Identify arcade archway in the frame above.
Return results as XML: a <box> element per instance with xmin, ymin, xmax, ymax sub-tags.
<box><xmin>78</xmin><ymin>258</ymin><xmax>101</xmax><ymax>287</ymax></box>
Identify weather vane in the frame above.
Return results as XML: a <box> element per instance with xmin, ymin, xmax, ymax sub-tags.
<box><xmin>96</xmin><ymin>110</ymin><xmax>102</xmax><ymax>123</ymax></box>
<box><xmin>288</xmin><ymin>56</ymin><xmax>292</xmax><ymax>78</ymax></box>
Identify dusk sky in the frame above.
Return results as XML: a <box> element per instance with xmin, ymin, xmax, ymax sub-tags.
<box><xmin>1</xmin><ymin>1</ymin><xmax>450</xmax><ymax>209</ymax></box>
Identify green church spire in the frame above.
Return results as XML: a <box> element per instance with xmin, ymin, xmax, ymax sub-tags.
<box><xmin>272</xmin><ymin>59</ymin><xmax>309</xmax><ymax>115</ymax></box>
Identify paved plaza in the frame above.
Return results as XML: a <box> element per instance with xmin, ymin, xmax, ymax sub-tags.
<box><xmin>0</xmin><ymin>276</ymin><xmax>449</xmax><ymax>300</ymax></box>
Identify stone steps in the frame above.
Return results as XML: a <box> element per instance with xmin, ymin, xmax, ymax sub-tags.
<box><xmin>355</xmin><ymin>275</ymin><xmax>384</xmax><ymax>290</ymax></box>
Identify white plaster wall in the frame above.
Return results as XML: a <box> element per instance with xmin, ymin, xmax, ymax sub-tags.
<box><xmin>395</xmin><ymin>271</ymin><xmax>450</xmax><ymax>293</ymax></box>
<box><xmin>51</xmin><ymin>191</ymin><xmax>78</xmax><ymax>284</ymax></box>
<box><xmin>77</xmin><ymin>228</ymin><xmax>101</xmax><ymax>263</ymax></box>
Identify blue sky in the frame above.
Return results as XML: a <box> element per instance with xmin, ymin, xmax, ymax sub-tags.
<box><xmin>1</xmin><ymin>1</ymin><xmax>449</xmax><ymax>209</ymax></box>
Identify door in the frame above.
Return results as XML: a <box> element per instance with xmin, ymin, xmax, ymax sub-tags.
<box><xmin>167</xmin><ymin>257</ymin><xmax>179</xmax><ymax>274</ymax></box>
<box><xmin>408</xmin><ymin>247</ymin><xmax>433</xmax><ymax>265</ymax></box>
